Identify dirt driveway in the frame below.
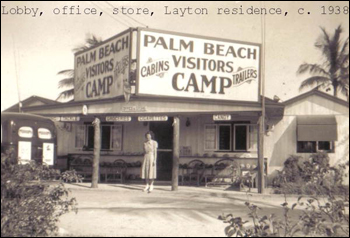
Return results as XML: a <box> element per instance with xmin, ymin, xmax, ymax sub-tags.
<box><xmin>57</xmin><ymin>183</ymin><xmax>301</xmax><ymax>237</ymax></box>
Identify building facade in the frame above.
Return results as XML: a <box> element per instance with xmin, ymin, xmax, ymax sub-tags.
<box><xmin>4</xmin><ymin>28</ymin><xmax>348</xmax><ymax>185</ymax></box>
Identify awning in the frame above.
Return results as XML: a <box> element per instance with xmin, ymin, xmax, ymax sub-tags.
<box><xmin>297</xmin><ymin>116</ymin><xmax>338</xmax><ymax>141</ymax></box>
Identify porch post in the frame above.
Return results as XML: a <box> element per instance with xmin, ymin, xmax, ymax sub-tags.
<box><xmin>172</xmin><ymin>116</ymin><xmax>180</xmax><ymax>191</ymax></box>
<box><xmin>91</xmin><ymin>117</ymin><xmax>101</xmax><ymax>188</ymax></box>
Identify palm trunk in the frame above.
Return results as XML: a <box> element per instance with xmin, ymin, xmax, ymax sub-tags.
<box><xmin>91</xmin><ymin>118</ymin><xmax>101</xmax><ymax>188</ymax></box>
<box><xmin>333</xmin><ymin>85</ymin><xmax>338</xmax><ymax>98</ymax></box>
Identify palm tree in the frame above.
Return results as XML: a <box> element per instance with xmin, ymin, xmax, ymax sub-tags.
<box><xmin>57</xmin><ymin>34</ymin><xmax>102</xmax><ymax>101</ymax></box>
<box><xmin>297</xmin><ymin>25</ymin><xmax>349</xmax><ymax>98</ymax></box>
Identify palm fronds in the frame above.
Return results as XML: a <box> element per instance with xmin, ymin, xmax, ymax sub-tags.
<box><xmin>298</xmin><ymin>25</ymin><xmax>349</xmax><ymax>97</ymax></box>
<box><xmin>297</xmin><ymin>63</ymin><xmax>329</xmax><ymax>76</ymax></box>
<box><xmin>57</xmin><ymin>89</ymin><xmax>74</xmax><ymax>101</ymax></box>
<box><xmin>57</xmin><ymin>35</ymin><xmax>102</xmax><ymax>101</ymax></box>
<box><xmin>299</xmin><ymin>76</ymin><xmax>331</xmax><ymax>91</ymax></box>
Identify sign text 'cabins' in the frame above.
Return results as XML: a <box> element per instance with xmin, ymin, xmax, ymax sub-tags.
<box><xmin>137</xmin><ymin>29</ymin><xmax>261</xmax><ymax>102</ymax></box>
<box><xmin>74</xmin><ymin>30</ymin><xmax>131</xmax><ymax>101</ymax></box>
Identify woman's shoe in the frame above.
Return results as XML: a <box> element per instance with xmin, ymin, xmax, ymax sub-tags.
<box><xmin>143</xmin><ymin>185</ymin><xmax>150</xmax><ymax>192</ymax></box>
<box><xmin>149</xmin><ymin>184</ymin><xmax>154</xmax><ymax>192</ymax></box>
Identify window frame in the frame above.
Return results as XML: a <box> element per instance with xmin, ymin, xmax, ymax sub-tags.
<box><xmin>100</xmin><ymin>125</ymin><xmax>112</xmax><ymax>150</ymax></box>
<box><xmin>233</xmin><ymin>124</ymin><xmax>250</xmax><ymax>152</ymax></box>
<box><xmin>204</xmin><ymin>124</ymin><xmax>218</xmax><ymax>151</ymax></box>
<box><xmin>110</xmin><ymin>125</ymin><xmax>123</xmax><ymax>151</ymax></box>
<box><xmin>75</xmin><ymin>125</ymin><xmax>86</xmax><ymax>149</ymax></box>
<box><xmin>75</xmin><ymin>123</ymin><xmax>123</xmax><ymax>151</ymax></box>
<box><xmin>204</xmin><ymin>123</ymin><xmax>252</xmax><ymax>152</ymax></box>
<box><xmin>218</xmin><ymin>124</ymin><xmax>232</xmax><ymax>152</ymax></box>
<box><xmin>297</xmin><ymin>140</ymin><xmax>335</xmax><ymax>153</ymax></box>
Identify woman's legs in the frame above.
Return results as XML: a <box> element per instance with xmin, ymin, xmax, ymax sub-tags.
<box><xmin>143</xmin><ymin>179</ymin><xmax>150</xmax><ymax>192</ymax></box>
<box><xmin>149</xmin><ymin>179</ymin><xmax>154</xmax><ymax>192</ymax></box>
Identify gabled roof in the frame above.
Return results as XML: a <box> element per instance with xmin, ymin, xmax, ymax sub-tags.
<box><xmin>284</xmin><ymin>89</ymin><xmax>349</xmax><ymax>108</ymax></box>
<box><xmin>4</xmin><ymin>96</ymin><xmax>60</xmax><ymax>112</ymax></box>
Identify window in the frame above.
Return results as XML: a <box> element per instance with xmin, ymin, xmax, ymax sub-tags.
<box><xmin>297</xmin><ymin>141</ymin><xmax>334</xmax><ymax>153</ymax></box>
<box><xmin>87</xmin><ymin>125</ymin><xmax>95</xmax><ymax>149</ymax></box>
<box><xmin>111</xmin><ymin>125</ymin><xmax>123</xmax><ymax>150</ymax></box>
<box><xmin>297</xmin><ymin>141</ymin><xmax>317</xmax><ymax>153</ymax></box>
<box><xmin>318</xmin><ymin>141</ymin><xmax>333</xmax><ymax>152</ymax></box>
<box><xmin>234</xmin><ymin>124</ymin><xmax>248</xmax><ymax>151</ymax></box>
<box><xmin>205</xmin><ymin>125</ymin><xmax>217</xmax><ymax>150</ymax></box>
<box><xmin>248</xmin><ymin>125</ymin><xmax>258</xmax><ymax>152</ymax></box>
<box><xmin>219</xmin><ymin>125</ymin><xmax>232</xmax><ymax>151</ymax></box>
<box><xmin>75</xmin><ymin>124</ymin><xmax>123</xmax><ymax>151</ymax></box>
<box><xmin>204</xmin><ymin>123</ymin><xmax>257</xmax><ymax>152</ymax></box>
<box><xmin>38</xmin><ymin>128</ymin><xmax>52</xmax><ymax>139</ymax></box>
<box><xmin>101</xmin><ymin>125</ymin><xmax>111</xmax><ymax>150</ymax></box>
<box><xmin>18</xmin><ymin>127</ymin><xmax>33</xmax><ymax>138</ymax></box>
<box><xmin>75</xmin><ymin>125</ymin><xmax>85</xmax><ymax>148</ymax></box>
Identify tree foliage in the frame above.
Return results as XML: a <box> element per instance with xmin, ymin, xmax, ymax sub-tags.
<box><xmin>57</xmin><ymin>34</ymin><xmax>102</xmax><ymax>101</ymax></box>
<box><xmin>1</xmin><ymin>154</ymin><xmax>78</xmax><ymax>237</ymax></box>
<box><xmin>298</xmin><ymin>25</ymin><xmax>349</xmax><ymax>98</ymax></box>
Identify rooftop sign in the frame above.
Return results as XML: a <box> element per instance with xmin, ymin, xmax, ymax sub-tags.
<box><xmin>74</xmin><ymin>29</ymin><xmax>131</xmax><ymax>101</ymax></box>
<box><xmin>137</xmin><ymin>28</ymin><xmax>261</xmax><ymax>102</ymax></box>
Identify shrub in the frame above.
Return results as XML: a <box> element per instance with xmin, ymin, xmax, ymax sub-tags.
<box><xmin>61</xmin><ymin>170</ymin><xmax>83</xmax><ymax>183</ymax></box>
<box><xmin>1</xmin><ymin>154</ymin><xmax>78</xmax><ymax>237</ymax></box>
<box><xmin>220</xmin><ymin>153</ymin><xmax>349</xmax><ymax>237</ymax></box>
<box><xmin>273</xmin><ymin>153</ymin><xmax>348</xmax><ymax>195</ymax></box>
<box><xmin>219</xmin><ymin>198</ymin><xmax>301</xmax><ymax>237</ymax></box>
<box><xmin>220</xmin><ymin>196</ymin><xmax>349</xmax><ymax>237</ymax></box>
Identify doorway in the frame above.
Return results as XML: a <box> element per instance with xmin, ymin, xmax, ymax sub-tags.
<box><xmin>149</xmin><ymin>118</ymin><xmax>173</xmax><ymax>181</ymax></box>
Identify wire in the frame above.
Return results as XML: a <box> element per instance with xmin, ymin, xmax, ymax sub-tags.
<box><xmin>89</xmin><ymin>1</ymin><xmax>129</xmax><ymax>28</ymax></box>
<box><xmin>105</xmin><ymin>1</ymin><xmax>148</xmax><ymax>27</ymax></box>
<box><xmin>12</xmin><ymin>35</ymin><xmax>22</xmax><ymax>113</ymax></box>
<box><xmin>103</xmin><ymin>1</ymin><xmax>135</xmax><ymax>27</ymax></box>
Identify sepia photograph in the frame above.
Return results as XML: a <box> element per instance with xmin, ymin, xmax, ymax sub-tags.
<box><xmin>1</xmin><ymin>1</ymin><xmax>349</xmax><ymax>237</ymax></box>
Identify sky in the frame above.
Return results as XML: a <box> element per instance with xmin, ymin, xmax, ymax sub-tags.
<box><xmin>1</xmin><ymin>1</ymin><xmax>349</xmax><ymax>111</ymax></box>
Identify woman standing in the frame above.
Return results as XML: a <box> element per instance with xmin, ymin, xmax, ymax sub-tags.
<box><xmin>141</xmin><ymin>131</ymin><xmax>158</xmax><ymax>193</ymax></box>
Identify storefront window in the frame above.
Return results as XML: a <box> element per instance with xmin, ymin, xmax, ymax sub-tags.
<box><xmin>219</xmin><ymin>125</ymin><xmax>231</xmax><ymax>151</ymax></box>
<box><xmin>101</xmin><ymin>125</ymin><xmax>111</xmax><ymax>150</ymax></box>
<box><xmin>75</xmin><ymin>125</ymin><xmax>85</xmax><ymax>148</ymax></box>
<box><xmin>248</xmin><ymin>125</ymin><xmax>258</xmax><ymax>152</ymax></box>
<box><xmin>75</xmin><ymin>124</ymin><xmax>123</xmax><ymax>151</ymax></box>
<box><xmin>75</xmin><ymin>125</ymin><xmax>123</xmax><ymax>150</ymax></box>
<box><xmin>111</xmin><ymin>125</ymin><xmax>123</xmax><ymax>150</ymax></box>
<box><xmin>205</xmin><ymin>123</ymin><xmax>255</xmax><ymax>152</ymax></box>
<box><xmin>205</xmin><ymin>125</ymin><xmax>217</xmax><ymax>150</ymax></box>
<box><xmin>234</xmin><ymin>125</ymin><xmax>248</xmax><ymax>151</ymax></box>
<box><xmin>87</xmin><ymin>125</ymin><xmax>95</xmax><ymax>149</ymax></box>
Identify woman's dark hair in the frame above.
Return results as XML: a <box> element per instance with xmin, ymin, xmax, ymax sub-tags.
<box><xmin>145</xmin><ymin>131</ymin><xmax>155</xmax><ymax>139</ymax></box>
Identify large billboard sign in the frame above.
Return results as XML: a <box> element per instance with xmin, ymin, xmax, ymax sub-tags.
<box><xmin>137</xmin><ymin>29</ymin><xmax>261</xmax><ymax>102</ymax></box>
<box><xmin>74</xmin><ymin>29</ymin><xmax>131</xmax><ymax>101</ymax></box>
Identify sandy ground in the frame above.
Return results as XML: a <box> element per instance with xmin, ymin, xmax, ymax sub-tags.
<box><xmin>57</xmin><ymin>183</ymin><xmax>303</xmax><ymax>237</ymax></box>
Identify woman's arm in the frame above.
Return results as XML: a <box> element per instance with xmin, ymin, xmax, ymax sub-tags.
<box><xmin>154</xmin><ymin>141</ymin><xmax>158</xmax><ymax>165</ymax></box>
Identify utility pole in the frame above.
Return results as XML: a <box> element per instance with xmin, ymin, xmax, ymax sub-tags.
<box><xmin>91</xmin><ymin>117</ymin><xmax>101</xmax><ymax>188</ymax></box>
<box><xmin>258</xmin><ymin>1</ymin><xmax>266</xmax><ymax>194</ymax></box>
<box><xmin>172</xmin><ymin>117</ymin><xmax>180</xmax><ymax>191</ymax></box>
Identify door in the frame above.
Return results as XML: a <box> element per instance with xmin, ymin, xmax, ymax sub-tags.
<box><xmin>149</xmin><ymin>118</ymin><xmax>173</xmax><ymax>181</ymax></box>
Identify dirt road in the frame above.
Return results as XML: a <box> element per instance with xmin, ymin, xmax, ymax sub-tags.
<box><xmin>57</xmin><ymin>183</ymin><xmax>301</xmax><ymax>237</ymax></box>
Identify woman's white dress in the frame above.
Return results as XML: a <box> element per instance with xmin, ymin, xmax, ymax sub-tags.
<box><xmin>141</xmin><ymin>140</ymin><xmax>158</xmax><ymax>179</ymax></box>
